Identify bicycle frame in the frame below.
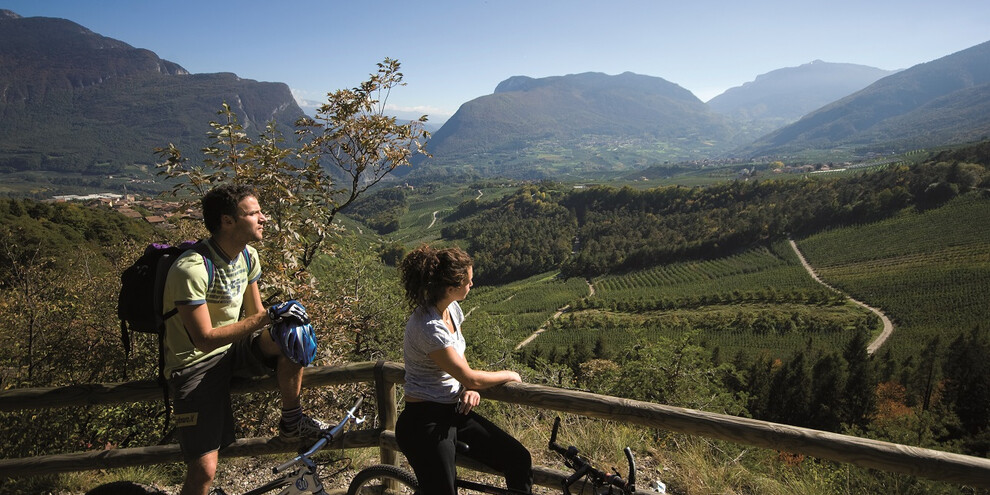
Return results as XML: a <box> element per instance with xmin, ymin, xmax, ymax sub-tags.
<box><xmin>548</xmin><ymin>417</ymin><xmax>636</xmax><ymax>494</ymax></box>
<box><xmin>237</xmin><ymin>397</ymin><xmax>366</xmax><ymax>495</ymax></box>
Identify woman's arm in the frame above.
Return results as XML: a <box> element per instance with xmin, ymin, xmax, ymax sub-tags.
<box><xmin>428</xmin><ymin>346</ymin><xmax>521</xmax><ymax>390</ymax></box>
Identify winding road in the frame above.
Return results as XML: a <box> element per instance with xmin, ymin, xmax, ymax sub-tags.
<box><xmin>788</xmin><ymin>239</ymin><xmax>894</xmax><ymax>354</ymax></box>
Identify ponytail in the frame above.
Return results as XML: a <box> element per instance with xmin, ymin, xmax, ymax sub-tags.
<box><xmin>399</xmin><ymin>244</ymin><xmax>473</xmax><ymax>309</ymax></box>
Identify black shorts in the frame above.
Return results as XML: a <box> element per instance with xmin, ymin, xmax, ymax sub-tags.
<box><xmin>168</xmin><ymin>330</ymin><xmax>276</xmax><ymax>462</ymax></box>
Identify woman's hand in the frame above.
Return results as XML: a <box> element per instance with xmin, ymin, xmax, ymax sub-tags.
<box><xmin>456</xmin><ymin>390</ymin><xmax>481</xmax><ymax>414</ymax></box>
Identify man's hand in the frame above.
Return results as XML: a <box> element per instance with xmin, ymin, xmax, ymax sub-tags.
<box><xmin>268</xmin><ymin>300</ymin><xmax>310</xmax><ymax>325</ymax></box>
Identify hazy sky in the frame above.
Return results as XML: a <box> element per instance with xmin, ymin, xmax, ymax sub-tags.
<box><xmin>4</xmin><ymin>0</ymin><xmax>990</xmax><ymax>122</ymax></box>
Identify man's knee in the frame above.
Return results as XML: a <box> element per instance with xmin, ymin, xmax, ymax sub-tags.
<box><xmin>184</xmin><ymin>452</ymin><xmax>218</xmax><ymax>488</ymax></box>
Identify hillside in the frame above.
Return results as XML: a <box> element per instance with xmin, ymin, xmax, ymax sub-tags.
<box><xmin>708</xmin><ymin>60</ymin><xmax>896</xmax><ymax>134</ymax></box>
<box><xmin>744</xmin><ymin>39</ymin><xmax>990</xmax><ymax>158</ymax></box>
<box><xmin>416</xmin><ymin>71</ymin><xmax>743</xmax><ymax>178</ymax></box>
<box><xmin>3</xmin><ymin>151</ymin><xmax>990</xmax><ymax>493</ymax></box>
<box><xmin>0</xmin><ymin>10</ymin><xmax>305</xmax><ymax>188</ymax></box>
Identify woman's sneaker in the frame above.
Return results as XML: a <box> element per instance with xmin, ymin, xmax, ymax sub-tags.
<box><xmin>278</xmin><ymin>413</ymin><xmax>329</xmax><ymax>443</ymax></box>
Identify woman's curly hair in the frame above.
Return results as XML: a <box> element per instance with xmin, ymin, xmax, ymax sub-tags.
<box><xmin>399</xmin><ymin>244</ymin><xmax>473</xmax><ymax>309</ymax></box>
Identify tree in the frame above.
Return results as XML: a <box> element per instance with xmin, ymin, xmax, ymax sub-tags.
<box><xmin>943</xmin><ymin>327</ymin><xmax>990</xmax><ymax>447</ymax></box>
<box><xmin>809</xmin><ymin>352</ymin><xmax>846</xmax><ymax>431</ymax></box>
<box><xmin>155</xmin><ymin>58</ymin><xmax>429</xmax><ymax>301</ymax></box>
<box><xmin>842</xmin><ymin>330</ymin><xmax>876</xmax><ymax>427</ymax></box>
<box><xmin>766</xmin><ymin>351</ymin><xmax>812</xmax><ymax>427</ymax></box>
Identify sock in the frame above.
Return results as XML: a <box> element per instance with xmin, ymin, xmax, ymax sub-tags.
<box><xmin>280</xmin><ymin>406</ymin><xmax>302</xmax><ymax>430</ymax></box>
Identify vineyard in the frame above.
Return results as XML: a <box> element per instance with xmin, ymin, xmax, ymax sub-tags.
<box><xmin>513</xmin><ymin>240</ymin><xmax>879</xmax><ymax>359</ymax></box>
<box><xmin>586</xmin><ymin>242</ymin><xmax>840</xmax><ymax>310</ymax></box>
<box><xmin>466</xmin><ymin>271</ymin><xmax>591</xmax><ymax>342</ymax></box>
<box><xmin>532</xmin><ymin>303</ymin><xmax>878</xmax><ymax>359</ymax></box>
<box><xmin>797</xmin><ymin>192</ymin><xmax>990</xmax><ymax>362</ymax></box>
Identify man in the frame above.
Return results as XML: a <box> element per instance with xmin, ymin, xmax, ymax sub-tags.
<box><xmin>163</xmin><ymin>184</ymin><xmax>324</xmax><ymax>495</ymax></box>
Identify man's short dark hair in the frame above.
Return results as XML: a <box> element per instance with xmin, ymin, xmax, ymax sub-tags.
<box><xmin>201</xmin><ymin>184</ymin><xmax>258</xmax><ymax>234</ymax></box>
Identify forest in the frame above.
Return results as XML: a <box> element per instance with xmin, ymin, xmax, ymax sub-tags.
<box><xmin>438</xmin><ymin>144</ymin><xmax>988</xmax><ymax>285</ymax></box>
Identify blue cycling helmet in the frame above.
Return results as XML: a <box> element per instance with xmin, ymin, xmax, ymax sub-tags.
<box><xmin>270</xmin><ymin>321</ymin><xmax>318</xmax><ymax>366</ymax></box>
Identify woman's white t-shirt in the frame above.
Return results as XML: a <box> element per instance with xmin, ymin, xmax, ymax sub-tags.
<box><xmin>402</xmin><ymin>301</ymin><xmax>466</xmax><ymax>403</ymax></box>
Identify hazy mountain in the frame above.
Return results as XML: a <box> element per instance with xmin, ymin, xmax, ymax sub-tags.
<box><xmin>708</xmin><ymin>60</ymin><xmax>896</xmax><ymax>133</ymax></box>
<box><xmin>0</xmin><ymin>10</ymin><xmax>306</xmax><ymax>176</ymax></box>
<box><xmin>744</xmin><ymin>40</ymin><xmax>990</xmax><ymax>157</ymax></box>
<box><xmin>416</xmin><ymin>72</ymin><xmax>742</xmax><ymax>178</ymax></box>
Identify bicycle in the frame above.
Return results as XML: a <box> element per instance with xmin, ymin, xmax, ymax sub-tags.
<box><xmin>86</xmin><ymin>397</ymin><xmax>367</xmax><ymax>495</ymax></box>
<box><xmin>347</xmin><ymin>416</ymin><xmax>664</xmax><ymax>494</ymax></box>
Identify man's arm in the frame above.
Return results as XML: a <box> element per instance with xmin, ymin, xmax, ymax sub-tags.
<box><xmin>177</xmin><ymin>280</ymin><xmax>268</xmax><ymax>353</ymax></box>
<box><xmin>243</xmin><ymin>280</ymin><xmax>265</xmax><ymax>319</ymax></box>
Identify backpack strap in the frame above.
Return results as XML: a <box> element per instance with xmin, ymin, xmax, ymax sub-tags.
<box><xmin>161</xmin><ymin>241</ymin><xmax>216</xmax><ymax>323</ymax></box>
<box><xmin>242</xmin><ymin>247</ymin><xmax>251</xmax><ymax>275</ymax></box>
<box><xmin>190</xmin><ymin>240</ymin><xmax>216</xmax><ymax>293</ymax></box>
<box><xmin>156</xmin><ymin>320</ymin><xmax>170</xmax><ymax>437</ymax></box>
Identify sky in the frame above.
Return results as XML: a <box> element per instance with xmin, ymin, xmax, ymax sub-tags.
<box><xmin>4</xmin><ymin>0</ymin><xmax>990</xmax><ymax>123</ymax></box>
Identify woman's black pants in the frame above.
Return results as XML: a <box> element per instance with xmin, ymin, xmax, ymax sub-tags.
<box><xmin>395</xmin><ymin>401</ymin><xmax>532</xmax><ymax>494</ymax></box>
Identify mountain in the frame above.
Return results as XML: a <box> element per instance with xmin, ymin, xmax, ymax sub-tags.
<box><xmin>744</xmin><ymin>40</ymin><xmax>990</xmax><ymax>158</ymax></box>
<box><xmin>0</xmin><ymin>10</ymin><xmax>305</xmax><ymax>181</ymax></box>
<box><xmin>415</xmin><ymin>72</ymin><xmax>742</xmax><ymax>179</ymax></box>
<box><xmin>708</xmin><ymin>60</ymin><xmax>896</xmax><ymax>133</ymax></box>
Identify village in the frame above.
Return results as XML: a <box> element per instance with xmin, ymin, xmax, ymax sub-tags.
<box><xmin>50</xmin><ymin>192</ymin><xmax>200</xmax><ymax>226</ymax></box>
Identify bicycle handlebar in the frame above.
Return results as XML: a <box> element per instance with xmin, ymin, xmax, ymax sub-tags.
<box><xmin>548</xmin><ymin>417</ymin><xmax>636</xmax><ymax>494</ymax></box>
<box><xmin>273</xmin><ymin>396</ymin><xmax>365</xmax><ymax>474</ymax></box>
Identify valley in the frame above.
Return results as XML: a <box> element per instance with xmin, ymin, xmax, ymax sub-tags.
<box><xmin>2</xmin><ymin>9</ymin><xmax>990</xmax><ymax>493</ymax></box>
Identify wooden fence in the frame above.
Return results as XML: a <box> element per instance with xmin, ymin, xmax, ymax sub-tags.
<box><xmin>1</xmin><ymin>361</ymin><xmax>989</xmax><ymax>490</ymax></box>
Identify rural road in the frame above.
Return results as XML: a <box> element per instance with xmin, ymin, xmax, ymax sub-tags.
<box><xmin>515</xmin><ymin>279</ymin><xmax>594</xmax><ymax>350</ymax></box>
<box><xmin>788</xmin><ymin>239</ymin><xmax>894</xmax><ymax>354</ymax></box>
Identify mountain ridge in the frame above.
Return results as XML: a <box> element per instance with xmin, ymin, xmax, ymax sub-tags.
<box><xmin>0</xmin><ymin>10</ymin><xmax>305</xmax><ymax>180</ymax></box>
<box><xmin>418</xmin><ymin>71</ymin><xmax>740</xmax><ymax>178</ymax></box>
<box><xmin>708</xmin><ymin>60</ymin><xmax>896</xmax><ymax>128</ymax></box>
<box><xmin>744</xmin><ymin>39</ymin><xmax>990</xmax><ymax>157</ymax></box>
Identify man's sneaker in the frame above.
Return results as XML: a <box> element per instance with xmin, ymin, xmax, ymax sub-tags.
<box><xmin>278</xmin><ymin>413</ymin><xmax>330</xmax><ymax>442</ymax></box>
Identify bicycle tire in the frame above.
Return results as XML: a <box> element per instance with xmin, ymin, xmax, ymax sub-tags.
<box><xmin>85</xmin><ymin>481</ymin><xmax>166</xmax><ymax>495</ymax></box>
<box><xmin>241</xmin><ymin>473</ymin><xmax>292</xmax><ymax>495</ymax></box>
<box><xmin>347</xmin><ymin>464</ymin><xmax>419</xmax><ymax>495</ymax></box>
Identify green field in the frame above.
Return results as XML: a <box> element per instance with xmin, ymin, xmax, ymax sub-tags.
<box><xmin>590</xmin><ymin>242</ymin><xmax>837</xmax><ymax>308</ymax></box>
<box><xmin>389</xmin><ymin>182</ymin><xmax>518</xmax><ymax>246</ymax></box>
<box><xmin>510</xmin><ymin>240</ymin><xmax>879</xmax><ymax>359</ymax></box>
<box><xmin>797</xmin><ymin>192</ymin><xmax>990</xmax><ymax>362</ymax></box>
<box><xmin>466</xmin><ymin>271</ymin><xmax>592</xmax><ymax>343</ymax></box>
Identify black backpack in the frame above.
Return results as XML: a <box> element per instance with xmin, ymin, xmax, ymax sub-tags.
<box><xmin>117</xmin><ymin>240</ymin><xmax>214</xmax><ymax>433</ymax></box>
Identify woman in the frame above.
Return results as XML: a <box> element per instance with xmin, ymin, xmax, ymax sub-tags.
<box><xmin>395</xmin><ymin>245</ymin><xmax>532</xmax><ymax>495</ymax></box>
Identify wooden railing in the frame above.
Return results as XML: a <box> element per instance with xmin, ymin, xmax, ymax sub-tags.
<box><xmin>1</xmin><ymin>361</ymin><xmax>989</xmax><ymax>490</ymax></box>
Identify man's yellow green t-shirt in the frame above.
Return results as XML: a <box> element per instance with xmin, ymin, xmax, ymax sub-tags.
<box><xmin>162</xmin><ymin>240</ymin><xmax>261</xmax><ymax>376</ymax></box>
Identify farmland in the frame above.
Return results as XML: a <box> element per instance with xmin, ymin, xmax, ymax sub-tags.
<box><xmin>516</xmin><ymin>241</ymin><xmax>879</xmax><ymax>359</ymax></box>
<box><xmin>798</xmin><ymin>193</ymin><xmax>990</xmax><ymax>362</ymax></box>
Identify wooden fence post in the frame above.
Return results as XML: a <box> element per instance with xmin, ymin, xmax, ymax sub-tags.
<box><xmin>374</xmin><ymin>360</ymin><xmax>398</xmax><ymax>466</ymax></box>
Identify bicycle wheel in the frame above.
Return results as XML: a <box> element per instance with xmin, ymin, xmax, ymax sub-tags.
<box><xmin>347</xmin><ymin>464</ymin><xmax>419</xmax><ymax>495</ymax></box>
<box><xmin>241</xmin><ymin>473</ymin><xmax>292</xmax><ymax>495</ymax></box>
<box><xmin>86</xmin><ymin>481</ymin><xmax>165</xmax><ymax>495</ymax></box>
